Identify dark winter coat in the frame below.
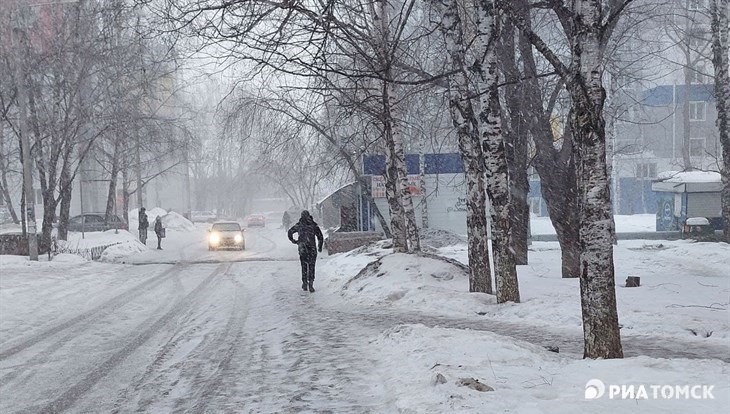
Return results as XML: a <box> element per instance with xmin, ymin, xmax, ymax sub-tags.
<box><xmin>154</xmin><ymin>219</ymin><xmax>163</xmax><ymax>235</ymax></box>
<box><xmin>138</xmin><ymin>211</ymin><xmax>149</xmax><ymax>230</ymax></box>
<box><xmin>288</xmin><ymin>212</ymin><xmax>324</xmax><ymax>256</ymax></box>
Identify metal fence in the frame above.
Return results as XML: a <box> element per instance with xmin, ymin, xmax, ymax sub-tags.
<box><xmin>53</xmin><ymin>240</ymin><xmax>122</xmax><ymax>261</ymax></box>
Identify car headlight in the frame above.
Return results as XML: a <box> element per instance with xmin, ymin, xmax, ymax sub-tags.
<box><xmin>234</xmin><ymin>234</ymin><xmax>243</xmax><ymax>243</ymax></box>
<box><xmin>209</xmin><ymin>233</ymin><xmax>220</xmax><ymax>245</ymax></box>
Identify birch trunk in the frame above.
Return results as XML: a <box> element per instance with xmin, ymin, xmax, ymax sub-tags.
<box><xmin>435</xmin><ymin>0</ymin><xmax>493</xmax><ymax>293</ymax></box>
<box><xmin>711</xmin><ymin>0</ymin><xmax>730</xmax><ymax>243</ymax></box>
<box><xmin>474</xmin><ymin>1</ymin><xmax>519</xmax><ymax>303</ymax></box>
<box><xmin>419</xmin><ymin>151</ymin><xmax>429</xmax><ymax>229</ymax></box>
<box><xmin>569</xmin><ymin>0</ymin><xmax>623</xmax><ymax>359</ymax></box>
<box><xmin>377</xmin><ymin>0</ymin><xmax>419</xmax><ymax>252</ymax></box>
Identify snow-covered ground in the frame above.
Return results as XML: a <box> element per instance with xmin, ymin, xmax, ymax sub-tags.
<box><xmin>0</xmin><ymin>218</ymin><xmax>727</xmax><ymax>413</ymax></box>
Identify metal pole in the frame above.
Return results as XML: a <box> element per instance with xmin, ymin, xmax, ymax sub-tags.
<box><xmin>12</xmin><ymin>11</ymin><xmax>38</xmax><ymax>261</ymax></box>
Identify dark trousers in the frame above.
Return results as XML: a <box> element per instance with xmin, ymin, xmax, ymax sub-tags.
<box><xmin>156</xmin><ymin>234</ymin><xmax>162</xmax><ymax>248</ymax></box>
<box><xmin>299</xmin><ymin>252</ymin><xmax>317</xmax><ymax>283</ymax></box>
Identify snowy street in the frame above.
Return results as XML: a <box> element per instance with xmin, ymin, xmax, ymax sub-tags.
<box><xmin>1</xmin><ymin>221</ymin><xmax>729</xmax><ymax>413</ymax></box>
<box><xmin>0</xmin><ymin>227</ymin><xmax>393</xmax><ymax>413</ymax></box>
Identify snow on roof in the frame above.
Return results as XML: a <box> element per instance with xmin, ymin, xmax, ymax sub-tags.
<box><xmin>655</xmin><ymin>170</ymin><xmax>721</xmax><ymax>183</ymax></box>
<box><xmin>316</xmin><ymin>181</ymin><xmax>358</xmax><ymax>206</ymax></box>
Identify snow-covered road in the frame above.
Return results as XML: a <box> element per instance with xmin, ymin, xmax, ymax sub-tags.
<box><xmin>0</xmin><ymin>227</ymin><xmax>396</xmax><ymax>413</ymax></box>
<box><xmin>1</xmin><ymin>224</ymin><xmax>728</xmax><ymax>413</ymax></box>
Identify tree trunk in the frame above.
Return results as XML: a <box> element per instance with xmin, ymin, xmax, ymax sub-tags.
<box><xmin>20</xmin><ymin>190</ymin><xmax>27</xmax><ymax>238</ymax></box>
<box><xmin>511</xmin><ymin>1</ymin><xmax>581</xmax><ymax>278</ymax></box>
<box><xmin>122</xmin><ymin>163</ymin><xmax>131</xmax><ymax>225</ymax></box>
<box><xmin>419</xmin><ymin>151</ymin><xmax>429</xmax><ymax>229</ymax></box>
<box><xmin>569</xmin><ymin>0</ymin><xmax>623</xmax><ymax>359</ymax></box>
<box><xmin>0</xmin><ymin>125</ymin><xmax>19</xmax><ymax>224</ymax></box>
<box><xmin>58</xmin><ymin>168</ymin><xmax>72</xmax><ymax>241</ymax></box>
<box><xmin>475</xmin><ymin>1</ymin><xmax>519</xmax><ymax>303</ymax></box>
<box><xmin>711</xmin><ymin>0</ymin><xmax>729</xmax><ymax>243</ymax></box>
<box><xmin>377</xmin><ymin>0</ymin><xmax>419</xmax><ymax>252</ymax></box>
<box><xmin>436</xmin><ymin>0</ymin><xmax>493</xmax><ymax>293</ymax></box>
<box><xmin>498</xmin><ymin>13</ymin><xmax>529</xmax><ymax>265</ymax></box>
<box><xmin>105</xmin><ymin>142</ymin><xmax>120</xmax><ymax>222</ymax></box>
<box><xmin>682</xmin><ymin>42</ymin><xmax>693</xmax><ymax>170</ymax></box>
<box><xmin>384</xmin><ymin>134</ymin><xmax>408</xmax><ymax>252</ymax></box>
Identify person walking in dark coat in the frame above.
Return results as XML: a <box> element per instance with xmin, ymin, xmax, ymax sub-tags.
<box><xmin>138</xmin><ymin>207</ymin><xmax>149</xmax><ymax>244</ymax></box>
<box><xmin>154</xmin><ymin>216</ymin><xmax>164</xmax><ymax>250</ymax></box>
<box><xmin>287</xmin><ymin>210</ymin><xmax>324</xmax><ymax>292</ymax></box>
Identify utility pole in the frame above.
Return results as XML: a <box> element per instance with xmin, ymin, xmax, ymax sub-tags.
<box><xmin>12</xmin><ymin>8</ymin><xmax>38</xmax><ymax>261</ymax></box>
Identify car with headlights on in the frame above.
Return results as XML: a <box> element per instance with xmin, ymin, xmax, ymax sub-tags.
<box><xmin>208</xmin><ymin>221</ymin><xmax>245</xmax><ymax>251</ymax></box>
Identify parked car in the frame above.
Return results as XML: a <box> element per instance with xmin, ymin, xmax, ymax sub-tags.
<box><xmin>68</xmin><ymin>213</ymin><xmax>128</xmax><ymax>232</ymax></box>
<box><xmin>191</xmin><ymin>210</ymin><xmax>217</xmax><ymax>223</ymax></box>
<box><xmin>208</xmin><ymin>221</ymin><xmax>245</xmax><ymax>251</ymax></box>
<box><xmin>246</xmin><ymin>214</ymin><xmax>266</xmax><ymax>228</ymax></box>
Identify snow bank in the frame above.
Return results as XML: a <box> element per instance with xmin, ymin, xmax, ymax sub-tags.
<box><xmin>374</xmin><ymin>324</ymin><xmax>728</xmax><ymax>413</ymax></box>
<box><xmin>129</xmin><ymin>208</ymin><xmax>194</xmax><ymax>232</ymax></box>
<box><xmin>99</xmin><ymin>241</ymin><xmax>147</xmax><ymax>262</ymax></box>
<box><xmin>63</xmin><ymin>229</ymin><xmax>139</xmax><ymax>249</ymax></box>
<box><xmin>324</xmin><ymin>239</ymin><xmax>730</xmax><ymax>345</ymax></box>
<box><xmin>531</xmin><ymin>214</ymin><xmax>656</xmax><ymax>235</ymax></box>
<box><xmin>0</xmin><ymin>253</ymin><xmax>87</xmax><ymax>270</ymax></box>
<box><xmin>324</xmin><ymin>252</ymin><xmax>494</xmax><ymax>316</ymax></box>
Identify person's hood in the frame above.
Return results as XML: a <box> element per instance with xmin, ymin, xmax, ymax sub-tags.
<box><xmin>299</xmin><ymin>210</ymin><xmax>315</xmax><ymax>225</ymax></box>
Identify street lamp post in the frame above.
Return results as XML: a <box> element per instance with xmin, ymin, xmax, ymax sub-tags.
<box><xmin>12</xmin><ymin>9</ymin><xmax>38</xmax><ymax>261</ymax></box>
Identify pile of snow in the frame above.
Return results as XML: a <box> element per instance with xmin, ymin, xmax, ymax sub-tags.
<box><xmin>99</xmin><ymin>241</ymin><xmax>147</xmax><ymax>262</ymax></box>
<box><xmin>324</xmin><ymin>252</ymin><xmax>493</xmax><ymax>315</ymax></box>
<box><xmin>324</xmin><ymin>239</ymin><xmax>730</xmax><ymax>344</ymax></box>
<box><xmin>58</xmin><ymin>230</ymin><xmax>147</xmax><ymax>262</ymax></box>
<box><xmin>0</xmin><ymin>253</ymin><xmax>87</xmax><ymax>269</ymax></box>
<box><xmin>656</xmin><ymin>170</ymin><xmax>722</xmax><ymax>183</ymax></box>
<box><xmin>374</xmin><ymin>324</ymin><xmax>728</xmax><ymax>413</ymax></box>
<box><xmin>128</xmin><ymin>208</ymin><xmax>195</xmax><ymax>232</ymax></box>
<box><xmin>62</xmin><ymin>229</ymin><xmax>139</xmax><ymax>249</ymax></box>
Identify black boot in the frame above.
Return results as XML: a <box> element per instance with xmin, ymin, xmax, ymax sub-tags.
<box><xmin>308</xmin><ymin>280</ymin><xmax>315</xmax><ymax>293</ymax></box>
<box><xmin>302</xmin><ymin>281</ymin><xmax>308</xmax><ymax>291</ymax></box>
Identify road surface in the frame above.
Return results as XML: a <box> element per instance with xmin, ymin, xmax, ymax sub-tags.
<box><xmin>1</xmin><ymin>224</ymin><xmax>727</xmax><ymax>413</ymax></box>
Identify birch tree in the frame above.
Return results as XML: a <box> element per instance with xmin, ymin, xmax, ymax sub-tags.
<box><xmin>504</xmin><ymin>0</ymin><xmax>626</xmax><ymax>358</ymax></box>
<box><xmin>475</xmin><ymin>1</ymin><xmax>520</xmax><ymax>302</ymax></box>
<box><xmin>711</xmin><ymin>0</ymin><xmax>729</xmax><ymax>242</ymax></box>
<box><xmin>434</xmin><ymin>0</ymin><xmax>493</xmax><ymax>293</ymax></box>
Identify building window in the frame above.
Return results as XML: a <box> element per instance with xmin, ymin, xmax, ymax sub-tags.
<box><xmin>635</xmin><ymin>163</ymin><xmax>657</xmax><ymax>178</ymax></box>
<box><xmin>690</xmin><ymin>137</ymin><xmax>706</xmax><ymax>156</ymax></box>
<box><xmin>689</xmin><ymin>101</ymin><xmax>706</xmax><ymax>121</ymax></box>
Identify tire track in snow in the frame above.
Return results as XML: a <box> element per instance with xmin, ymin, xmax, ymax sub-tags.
<box><xmin>0</xmin><ymin>263</ymin><xmax>186</xmax><ymax>360</ymax></box>
<box><xmin>30</xmin><ymin>262</ymin><xmax>231</xmax><ymax>414</ymax></box>
<box><xmin>185</xmin><ymin>271</ymin><xmax>251</xmax><ymax>414</ymax></box>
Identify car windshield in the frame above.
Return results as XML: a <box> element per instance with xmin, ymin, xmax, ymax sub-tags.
<box><xmin>212</xmin><ymin>223</ymin><xmax>240</xmax><ymax>231</ymax></box>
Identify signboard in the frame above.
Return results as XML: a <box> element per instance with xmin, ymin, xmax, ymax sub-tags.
<box><xmin>371</xmin><ymin>175</ymin><xmax>422</xmax><ymax>198</ymax></box>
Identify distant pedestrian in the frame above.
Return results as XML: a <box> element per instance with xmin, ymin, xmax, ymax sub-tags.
<box><xmin>287</xmin><ymin>210</ymin><xmax>324</xmax><ymax>292</ymax></box>
<box><xmin>138</xmin><ymin>207</ymin><xmax>149</xmax><ymax>244</ymax></box>
<box><xmin>282</xmin><ymin>210</ymin><xmax>291</xmax><ymax>230</ymax></box>
<box><xmin>154</xmin><ymin>216</ymin><xmax>164</xmax><ymax>250</ymax></box>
